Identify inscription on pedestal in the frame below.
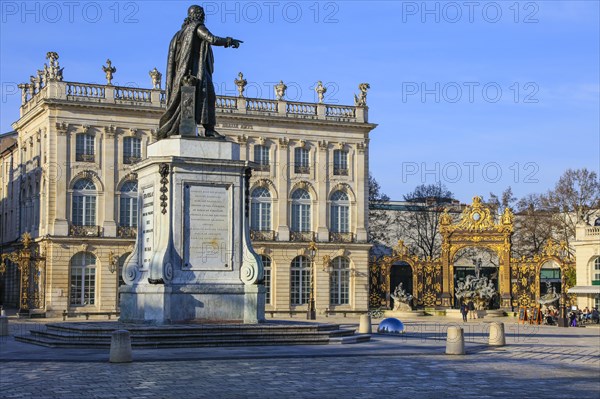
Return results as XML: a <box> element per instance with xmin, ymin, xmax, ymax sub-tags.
<box><xmin>183</xmin><ymin>184</ymin><xmax>232</xmax><ymax>270</ymax></box>
<box><xmin>141</xmin><ymin>186</ymin><xmax>154</xmax><ymax>270</ymax></box>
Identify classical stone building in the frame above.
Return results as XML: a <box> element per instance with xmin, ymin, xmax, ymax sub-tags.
<box><xmin>0</xmin><ymin>53</ymin><xmax>376</xmax><ymax>318</ymax></box>
<box><xmin>570</xmin><ymin>220</ymin><xmax>600</xmax><ymax>309</ymax></box>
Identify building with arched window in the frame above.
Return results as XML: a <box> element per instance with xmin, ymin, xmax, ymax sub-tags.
<box><xmin>0</xmin><ymin>52</ymin><xmax>375</xmax><ymax>318</ymax></box>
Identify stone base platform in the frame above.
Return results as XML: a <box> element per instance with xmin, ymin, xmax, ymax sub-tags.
<box><xmin>383</xmin><ymin>310</ymin><xmax>426</xmax><ymax>318</ymax></box>
<box><xmin>15</xmin><ymin>321</ymin><xmax>369</xmax><ymax>348</ymax></box>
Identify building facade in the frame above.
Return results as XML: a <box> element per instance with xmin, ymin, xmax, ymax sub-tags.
<box><xmin>571</xmin><ymin>220</ymin><xmax>600</xmax><ymax>309</ymax></box>
<box><xmin>0</xmin><ymin>52</ymin><xmax>376</xmax><ymax>318</ymax></box>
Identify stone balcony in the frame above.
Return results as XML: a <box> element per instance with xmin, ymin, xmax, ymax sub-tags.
<box><xmin>19</xmin><ymin>80</ymin><xmax>368</xmax><ymax>124</ymax></box>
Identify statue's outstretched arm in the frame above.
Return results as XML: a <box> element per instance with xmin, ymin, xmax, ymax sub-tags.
<box><xmin>196</xmin><ymin>25</ymin><xmax>242</xmax><ymax>48</ymax></box>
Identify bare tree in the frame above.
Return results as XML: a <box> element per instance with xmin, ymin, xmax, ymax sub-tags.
<box><xmin>368</xmin><ymin>173</ymin><xmax>391</xmax><ymax>244</ymax></box>
<box><xmin>396</xmin><ymin>183</ymin><xmax>455</xmax><ymax>259</ymax></box>
<box><xmin>511</xmin><ymin>193</ymin><xmax>558</xmax><ymax>258</ymax></box>
<box><xmin>545</xmin><ymin>168</ymin><xmax>600</xmax><ymax>247</ymax></box>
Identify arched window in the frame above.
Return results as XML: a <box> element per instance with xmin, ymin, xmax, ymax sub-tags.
<box><xmin>72</xmin><ymin>179</ymin><xmax>97</xmax><ymax>226</ymax></box>
<box><xmin>294</xmin><ymin>147</ymin><xmax>310</xmax><ymax>174</ymax></box>
<box><xmin>330</xmin><ymin>257</ymin><xmax>350</xmax><ymax>305</ymax></box>
<box><xmin>594</xmin><ymin>257</ymin><xmax>600</xmax><ymax>282</ymax></box>
<box><xmin>291</xmin><ymin>189</ymin><xmax>311</xmax><ymax>232</ymax></box>
<box><xmin>595</xmin><ymin>218</ymin><xmax>600</xmax><ymax>227</ymax></box>
<box><xmin>330</xmin><ymin>191</ymin><xmax>350</xmax><ymax>233</ymax></box>
<box><xmin>123</xmin><ymin>137</ymin><xmax>142</xmax><ymax>164</ymax></box>
<box><xmin>251</xmin><ymin>187</ymin><xmax>271</xmax><ymax>231</ymax></box>
<box><xmin>70</xmin><ymin>252</ymin><xmax>96</xmax><ymax>306</ymax></box>
<box><xmin>261</xmin><ymin>255</ymin><xmax>272</xmax><ymax>304</ymax></box>
<box><xmin>290</xmin><ymin>256</ymin><xmax>311</xmax><ymax>305</ymax></box>
<box><xmin>119</xmin><ymin>181</ymin><xmax>138</xmax><ymax>227</ymax></box>
<box><xmin>76</xmin><ymin>133</ymin><xmax>95</xmax><ymax>162</ymax></box>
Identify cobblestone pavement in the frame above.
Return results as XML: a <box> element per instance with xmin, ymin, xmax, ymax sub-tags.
<box><xmin>1</xmin><ymin>315</ymin><xmax>599</xmax><ymax>399</ymax></box>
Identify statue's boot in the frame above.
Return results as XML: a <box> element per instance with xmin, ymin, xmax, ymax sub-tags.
<box><xmin>203</xmin><ymin>125</ymin><xmax>225</xmax><ymax>139</ymax></box>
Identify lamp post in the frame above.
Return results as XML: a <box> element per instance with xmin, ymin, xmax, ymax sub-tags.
<box><xmin>307</xmin><ymin>241</ymin><xmax>317</xmax><ymax>320</ymax></box>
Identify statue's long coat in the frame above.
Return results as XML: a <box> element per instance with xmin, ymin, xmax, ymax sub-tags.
<box><xmin>158</xmin><ymin>22</ymin><xmax>229</xmax><ymax>138</ymax></box>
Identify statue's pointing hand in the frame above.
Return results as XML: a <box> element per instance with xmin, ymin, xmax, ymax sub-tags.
<box><xmin>227</xmin><ymin>38</ymin><xmax>243</xmax><ymax>49</ymax></box>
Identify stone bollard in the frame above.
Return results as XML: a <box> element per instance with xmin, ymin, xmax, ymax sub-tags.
<box><xmin>358</xmin><ymin>314</ymin><xmax>372</xmax><ymax>334</ymax></box>
<box><xmin>445</xmin><ymin>326</ymin><xmax>465</xmax><ymax>355</ymax></box>
<box><xmin>109</xmin><ymin>330</ymin><xmax>132</xmax><ymax>363</ymax></box>
<box><xmin>488</xmin><ymin>322</ymin><xmax>506</xmax><ymax>346</ymax></box>
<box><xmin>0</xmin><ymin>315</ymin><xmax>8</xmax><ymax>336</ymax></box>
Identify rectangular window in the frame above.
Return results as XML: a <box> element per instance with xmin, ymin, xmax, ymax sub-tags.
<box><xmin>123</xmin><ymin>137</ymin><xmax>142</xmax><ymax>164</ymax></box>
<box><xmin>291</xmin><ymin>268</ymin><xmax>311</xmax><ymax>305</ymax></box>
<box><xmin>70</xmin><ymin>267</ymin><xmax>82</xmax><ymax>305</ymax></box>
<box><xmin>294</xmin><ymin>147</ymin><xmax>310</xmax><ymax>174</ymax></box>
<box><xmin>330</xmin><ymin>269</ymin><xmax>350</xmax><ymax>305</ymax></box>
<box><xmin>251</xmin><ymin>202</ymin><xmax>271</xmax><ymax>231</ymax></box>
<box><xmin>331</xmin><ymin>205</ymin><xmax>349</xmax><ymax>233</ymax></box>
<box><xmin>333</xmin><ymin>150</ymin><xmax>348</xmax><ymax>175</ymax></box>
<box><xmin>291</xmin><ymin>204</ymin><xmax>310</xmax><ymax>232</ymax></box>
<box><xmin>73</xmin><ymin>196</ymin><xmax>96</xmax><ymax>226</ymax></box>
<box><xmin>120</xmin><ymin>197</ymin><xmax>138</xmax><ymax>227</ymax></box>
<box><xmin>264</xmin><ymin>266</ymin><xmax>271</xmax><ymax>304</ymax></box>
<box><xmin>254</xmin><ymin>145</ymin><xmax>269</xmax><ymax>165</ymax></box>
<box><xmin>76</xmin><ymin>134</ymin><xmax>95</xmax><ymax>162</ymax></box>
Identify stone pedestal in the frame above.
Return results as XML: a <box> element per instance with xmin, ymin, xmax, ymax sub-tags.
<box><xmin>119</xmin><ymin>136</ymin><xmax>265</xmax><ymax>324</ymax></box>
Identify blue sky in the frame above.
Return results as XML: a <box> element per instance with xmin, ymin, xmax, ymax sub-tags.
<box><xmin>1</xmin><ymin>1</ymin><xmax>598</xmax><ymax>203</ymax></box>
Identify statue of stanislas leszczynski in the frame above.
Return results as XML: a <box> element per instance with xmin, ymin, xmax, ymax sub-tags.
<box><xmin>158</xmin><ymin>5</ymin><xmax>242</xmax><ymax>139</ymax></box>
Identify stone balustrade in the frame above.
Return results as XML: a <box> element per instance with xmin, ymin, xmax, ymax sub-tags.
<box><xmin>20</xmin><ymin>80</ymin><xmax>368</xmax><ymax>123</ymax></box>
<box><xmin>584</xmin><ymin>226</ymin><xmax>600</xmax><ymax>237</ymax></box>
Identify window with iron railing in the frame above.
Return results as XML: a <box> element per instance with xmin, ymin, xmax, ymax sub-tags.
<box><xmin>72</xmin><ymin>179</ymin><xmax>97</xmax><ymax>226</ymax></box>
<box><xmin>123</xmin><ymin>137</ymin><xmax>142</xmax><ymax>164</ymax></box>
<box><xmin>254</xmin><ymin>144</ymin><xmax>270</xmax><ymax>171</ymax></box>
<box><xmin>291</xmin><ymin>189</ymin><xmax>311</xmax><ymax>232</ymax></box>
<box><xmin>119</xmin><ymin>180</ymin><xmax>138</xmax><ymax>228</ymax></box>
<box><xmin>294</xmin><ymin>147</ymin><xmax>310</xmax><ymax>174</ymax></box>
<box><xmin>333</xmin><ymin>149</ymin><xmax>348</xmax><ymax>175</ymax></box>
<box><xmin>330</xmin><ymin>191</ymin><xmax>350</xmax><ymax>233</ymax></box>
<box><xmin>76</xmin><ymin>134</ymin><xmax>95</xmax><ymax>162</ymax></box>
<box><xmin>250</xmin><ymin>187</ymin><xmax>271</xmax><ymax>232</ymax></box>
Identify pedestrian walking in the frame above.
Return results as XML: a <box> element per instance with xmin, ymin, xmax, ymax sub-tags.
<box><xmin>460</xmin><ymin>302</ymin><xmax>468</xmax><ymax>322</ymax></box>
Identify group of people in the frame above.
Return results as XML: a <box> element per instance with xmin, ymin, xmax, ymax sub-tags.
<box><xmin>459</xmin><ymin>300</ymin><xmax>477</xmax><ymax>322</ymax></box>
<box><xmin>569</xmin><ymin>307</ymin><xmax>600</xmax><ymax>327</ymax></box>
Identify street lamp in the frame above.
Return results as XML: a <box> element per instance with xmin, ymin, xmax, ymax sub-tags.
<box><xmin>307</xmin><ymin>241</ymin><xmax>317</xmax><ymax>320</ymax></box>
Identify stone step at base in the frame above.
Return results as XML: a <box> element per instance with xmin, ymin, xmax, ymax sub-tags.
<box><xmin>15</xmin><ymin>321</ymin><xmax>369</xmax><ymax>348</ymax></box>
<box><xmin>15</xmin><ymin>334</ymin><xmax>332</xmax><ymax>349</ymax></box>
<box><xmin>27</xmin><ymin>329</ymin><xmax>355</xmax><ymax>343</ymax></box>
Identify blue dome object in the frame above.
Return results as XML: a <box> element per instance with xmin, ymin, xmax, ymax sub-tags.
<box><xmin>377</xmin><ymin>318</ymin><xmax>405</xmax><ymax>334</ymax></box>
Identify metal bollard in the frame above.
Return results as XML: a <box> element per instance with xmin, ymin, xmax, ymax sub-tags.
<box><xmin>0</xmin><ymin>315</ymin><xmax>8</xmax><ymax>336</ymax></box>
<box><xmin>488</xmin><ymin>322</ymin><xmax>506</xmax><ymax>346</ymax></box>
<box><xmin>445</xmin><ymin>326</ymin><xmax>465</xmax><ymax>355</ymax></box>
<box><xmin>358</xmin><ymin>314</ymin><xmax>372</xmax><ymax>334</ymax></box>
<box><xmin>109</xmin><ymin>330</ymin><xmax>132</xmax><ymax>363</ymax></box>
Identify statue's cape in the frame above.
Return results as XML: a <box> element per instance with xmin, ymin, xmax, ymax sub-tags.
<box><xmin>158</xmin><ymin>22</ymin><xmax>215</xmax><ymax>138</ymax></box>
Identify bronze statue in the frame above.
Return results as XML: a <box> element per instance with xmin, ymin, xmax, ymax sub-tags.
<box><xmin>158</xmin><ymin>5</ymin><xmax>242</xmax><ymax>139</ymax></box>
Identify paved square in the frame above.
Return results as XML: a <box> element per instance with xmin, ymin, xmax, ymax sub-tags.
<box><xmin>1</xmin><ymin>315</ymin><xmax>599</xmax><ymax>398</ymax></box>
